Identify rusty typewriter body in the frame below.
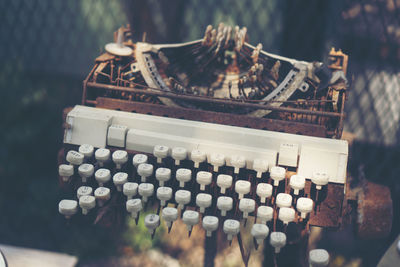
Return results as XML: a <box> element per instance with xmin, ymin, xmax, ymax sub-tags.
<box><xmin>57</xmin><ymin>24</ymin><xmax>360</xmax><ymax>266</ymax></box>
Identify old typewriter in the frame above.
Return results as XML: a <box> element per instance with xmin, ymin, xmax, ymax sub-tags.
<box><xmin>58</xmin><ymin>24</ymin><xmax>351</xmax><ymax>266</ymax></box>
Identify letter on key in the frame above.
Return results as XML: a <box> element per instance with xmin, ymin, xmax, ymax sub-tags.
<box><xmin>153</xmin><ymin>145</ymin><xmax>169</xmax><ymax>163</ymax></box>
<box><xmin>196</xmin><ymin>171</ymin><xmax>212</xmax><ymax>191</ymax></box>
<box><xmin>132</xmin><ymin>154</ymin><xmax>148</xmax><ymax>168</ymax></box>
<box><xmin>155</xmin><ymin>167</ymin><xmax>171</xmax><ymax>186</ymax></box>
<box><xmin>79</xmin><ymin>144</ymin><xmax>94</xmax><ymax>159</ymax></box>
<box><xmin>223</xmin><ymin>219</ymin><xmax>240</xmax><ymax>241</ymax></box>
<box><xmin>95</xmin><ymin>168</ymin><xmax>111</xmax><ymax>186</ymax></box>
<box><xmin>217</xmin><ymin>196</ymin><xmax>233</xmax><ymax>216</ymax></box>
<box><xmin>112</xmin><ymin>150</ymin><xmax>128</xmax><ymax>169</ymax></box>
<box><xmin>157</xmin><ymin>186</ymin><xmax>172</xmax><ymax>207</ymax></box>
<box><xmin>270</xmin><ymin>232</ymin><xmax>286</xmax><ymax>253</ymax></box>
<box><xmin>95</xmin><ymin>148</ymin><xmax>110</xmax><ymax>167</ymax></box>
<box><xmin>144</xmin><ymin>214</ymin><xmax>160</xmax><ymax>235</ymax></box>
<box><xmin>235</xmin><ymin>180</ymin><xmax>251</xmax><ymax>199</ymax></box>
<box><xmin>123</xmin><ymin>182</ymin><xmax>138</xmax><ymax>199</ymax></box>
<box><xmin>202</xmin><ymin>216</ymin><xmax>219</xmax><ymax>237</ymax></box>
<box><xmin>256</xmin><ymin>183</ymin><xmax>272</xmax><ymax>203</ymax></box>
<box><xmin>138</xmin><ymin>163</ymin><xmax>153</xmax><ymax>182</ymax></box>
<box><xmin>176</xmin><ymin>168</ymin><xmax>192</xmax><ymax>187</ymax></box>
<box><xmin>138</xmin><ymin>183</ymin><xmax>154</xmax><ymax>202</ymax></box>
<box><xmin>297</xmin><ymin>197</ymin><xmax>313</xmax><ymax>219</ymax></box>
<box><xmin>196</xmin><ymin>193</ymin><xmax>212</xmax><ymax>213</ymax></box>
<box><xmin>209</xmin><ymin>153</ymin><xmax>225</xmax><ymax>172</ymax></box>
<box><xmin>257</xmin><ymin>206</ymin><xmax>274</xmax><ymax>224</ymax></box>
<box><xmin>270</xmin><ymin>166</ymin><xmax>286</xmax><ymax>186</ymax></box>
<box><xmin>59</xmin><ymin>200</ymin><xmax>78</xmax><ymax>219</ymax></box>
<box><xmin>171</xmin><ymin>147</ymin><xmax>187</xmax><ymax>165</ymax></box>
<box><xmin>290</xmin><ymin>175</ymin><xmax>305</xmax><ymax>195</ymax></box>
<box><xmin>175</xmin><ymin>190</ymin><xmax>191</xmax><ymax>210</ymax></box>
<box><xmin>253</xmin><ymin>158</ymin><xmax>269</xmax><ymax>178</ymax></box>
<box><xmin>217</xmin><ymin>174</ymin><xmax>232</xmax><ymax>194</ymax></box>
<box><xmin>66</xmin><ymin>150</ymin><xmax>84</xmax><ymax>166</ymax></box>
<box><xmin>113</xmin><ymin>172</ymin><xmax>128</xmax><ymax>191</ymax></box>
<box><xmin>251</xmin><ymin>224</ymin><xmax>269</xmax><ymax>246</ymax></box>
<box><xmin>59</xmin><ymin>164</ymin><xmax>74</xmax><ymax>182</ymax></box>
<box><xmin>231</xmin><ymin>155</ymin><xmax>246</xmax><ymax>174</ymax></box>
<box><xmin>191</xmin><ymin>149</ymin><xmax>206</xmax><ymax>168</ymax></box>
<box><xmin>78</xmin><ymin>163</ymin><xmax>94</xmax><ymax>183</ymax></box>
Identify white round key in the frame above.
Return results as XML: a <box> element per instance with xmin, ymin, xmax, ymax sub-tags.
<box><xmin>59</xmin><ymin>199</ymin><xmax>78</xmax><ymax>218</ymax></box>
<box><xmin>202</xmin><ymin>216</ymin><xmax>219</xmax><ymax>237</ymax></box>
<box><xmin>196</xmin><ymin>193</ymin><xmax>212</xmax><ymax>213</ymax></box>
<box><xmin>95</xmin><ymin>168</ymin><xmax>111</xmax><ymax>186</ymax></box>
<box><xmin>59</xmin><ymin>164</ymin><xmax>74</xmax><ymax>182</ymax></box>
<box><xmin>223</xmin><ymin>219</ymin><xmax>240</xmax><ymax>241</ymax></box>
<box><xmin>235</xmin><ymin>180</ymin><xmax>251</xmax><ymax>199</ymax></box>
<box><xmin>257</xmin><ymin>206</ymin><xmax>274</xmax><ymax>224</ymax></box>
<box><xmin>112</xmin><ymin>150</ymin><xmax>128</xmax><ymax>169</ymax></box>
<box><xmin>162</xmin><ymin>207</ymin><xmax>178</xmax><ymax>229</ymax></box>
<box><xmin>217</xmin><ymin>174</ymin><xmax>232</xmax><ymax>194</ymax></box>
<box><xmin>217</xmin><ymin>196</ymin><xmax>233</xmax><ymax>216</ymax></box>
<box><xmin>176</xmin><ymin>168</ymin><xmax>192</xmax><ymax>187</ymax></box>
<box><xmin>278</xmin><ymin>207</ymin><xmax>295</xmax><ymax>225</ymax></box>
<box><xmin>156</xmin><ymin>187</ymin><xmax>172</xmax><ymax>206</ymax></box>
<box><xmin>276</xmin><ymin>193</ymin><xmax>292</xmax><ymax>208</ymax></box>
<box><xmin>123</xmin><ymin>182</ymin><xmax>138</xmax><ymax>199</ymax></box>
<box><xmin>256</xmin><ymin>183</ymin><xmax>273</xmax><ymax>203</ymax></box>
<box><xmin>144</xmin><ymin>214</ymin><xmax>160</xmax><ymax>235</ymax></box>
<box><xmin>297</xmin><ymin>197</ymin><xmax>313</xmax><ymax>219</ymax></box>
<box><xmin>309</xmin><ymin>249</ymin><xmax>330</xmax><ymax>267</ymax></box>
<box><xmin>153</xmin><ymin>145</ymin><xmax>169</xmax><ymax>163</ymax></box>
<box><xmin>79</xmin><ymin>195</ymin><xmax>96</xmax><ymax>215</ymax></box>
<box><xmin>270</xmin><ymin>166</ymin><xmax>286</xmax><ymax>186</ymax></box>
<box><xmin>270</xmin><ymin>232</ymin><xmax>286</xmax><ymax>253</ymax></box>
<box><xmin>182</xmin><ymin>210</ymin><xmax>199</xmax><ymax>233</ymax></box>
<box><xmin>132</xmin><ymin>154</ymin><xmax>148</xmax><ymax>168</ymax></box>
<box><xmin>290</xmin><ymin>175</ymin><xmax>305</xmax><ymax>195</ymax></box>
<box><xmin>231</xmin><ymin>155</ymin><xmax>246</xmax><ymax>174</ymax></box>
<box><xmin>77</xmin><ymin>186</ymin><xmax>93</xmax><ymax>199</ymax></box>
<box><xmin>137</xmin><ymin>163</ymin><xmax>153</xmax><ymax>182</ymax></box>
<box><xmin>196</xmin><ymin>171</ymin><xmax>212</xmax><ymax>190</ymax></box>
<box><xmin>138</xmin><ymin>183</ymin><xmax>154</xmax><ymax>202</ymax></box>
<box><xmin>113</xmin><ymin>172</ymin><xmax>128</xmax><ymax>191</ymax></box>
<box><xmin>209</xmin><ymin>153</ymin><xmax>225</xmax><ymax>172</ymax></box>
<box><xmin>172</xmin><ymin>147</ymin><xmax>187</xmax><ymax>165</ymax></box>
<box><xmin>78</xmin><ymin>163</ymin><xmax>94</xmax><ymax>183</ymax></box>
<box><xmin>191</xmin><ymin>149</ymin><xmax>206</xmax><ymax>168</ymax></box>
<box><xmin>239</xmin><ymin>198</ymin><xmax>255</xmax><ymax>218</ymax></box>
<box><xmin>253</xmin><ymin>158</ymin><xmax>269</xmax><ymax>178</ymax></box>
<box><xmin>94</xmin><ymin>187</ymin><xmax>111</xmax><ymax>206</ymax></box>
<box><xmin>66</xmin><ymin>150</ymin><xmax>84</xmax><ymax>166</ymax></box>
<box><xmin>126</xmin><ymin>198</ymin><xmax>142</xmax><ymax>218</ymax></box>
<box><xmin>312</xmin><ymin>171</ymin><xmax>329</xmax><ymax>190</ymax></box>
<box><xmin>95</xmin><ymin>148</ymin><xmax>110</xmax><ymax>167</ymax></box>
<box><xmin>155</xmin><ymin>167</ymin><xmax>171</xmax><ymax>186</ymax></box>
<box><xmin>79</xmin><ymin>144</ymin><xmax>94</xmax><ymax>159</ymax></box>
<box><xmin>175</xmin><ymin>190</ymin><xmax>191</xmax><ymax>209</ymax></box>
<box><xmin>251</xmin><ymin>224</ymin><xmax>270</xmax><ymax>245</ymax></box>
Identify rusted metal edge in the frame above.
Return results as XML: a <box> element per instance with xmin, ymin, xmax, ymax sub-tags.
<box><xmin>86</xmin><ymin>82</ymin><xmax>344</xmax><ymax>118</ymax></box>
<box><xmin>95</xmin><ymin>97</ymin><xmax>328</xmax><ymax>137</ymax></box>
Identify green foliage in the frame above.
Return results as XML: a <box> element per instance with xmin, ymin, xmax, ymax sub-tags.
<box><xmin>123</xmin><ymin>212</ymin><xmax>166</xmax><ymax>252</ymax></box>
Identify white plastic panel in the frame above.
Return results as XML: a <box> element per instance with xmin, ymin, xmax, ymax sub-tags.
<box><xmin>297</xmin><ymin>146</ymin><xmax>348</xmax><ymax>184</ymax></box>
<box><xmin>64</xmin><ymin>107</ymin><xmax>112</xmax><ymax>148</ymax></box>
<box><xmin>64</xmin><ymin>105</ymin><xmax>348</xmax><ymax>183</ymax></box>
<box><xmin>126</xmin><ymin>129</ymin><xmax>277</xmax><ymax>170</ymax></box>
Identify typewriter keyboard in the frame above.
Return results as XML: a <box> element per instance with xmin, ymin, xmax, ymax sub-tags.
<box><xmin>58</xmin><ymin>105</ymin><xmax>348</xmax><ymax>256</ymax></box>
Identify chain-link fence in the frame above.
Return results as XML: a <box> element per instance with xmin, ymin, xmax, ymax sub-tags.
<box><xmin>0</xmin><ymin>0</ymin><xmax>399</xmax><ymax>266</ymax></box>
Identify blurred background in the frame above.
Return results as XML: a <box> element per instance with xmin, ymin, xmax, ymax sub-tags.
<box><xmin>0</xmin><ymin>0</ymin><xmax>399</xmax><ymax>266</ymax></box>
